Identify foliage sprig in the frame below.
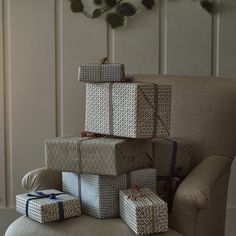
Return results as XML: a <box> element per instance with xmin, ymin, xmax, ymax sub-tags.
<box><xmin>69</xmin><ymin>0</ymin><xmax>214</xmax><ymax>29</ymax></box>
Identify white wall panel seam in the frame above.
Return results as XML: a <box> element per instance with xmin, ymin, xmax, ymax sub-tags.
<box><xmin>211</xmin><ymin>0</ymin><xmax>220</xmax><ymax>77</ymax></box>
<box><xmin>55</xmin><ymin>0</ymin><xmax>63</xmax><ymax>136</ymax></box>
<box><xmin>159</xmin><ymin>0</ymin><xmax>167</xmax><ymax>74</ymax></box>
<box><xmin>3</xmin><ymin>0</ymin><xmax>13</xmax><ymax>207</ymax></box>
<box><xmin>0</xmin><ymin>0</ymin><xmax>6</xmax><ymax>208</ymax></box>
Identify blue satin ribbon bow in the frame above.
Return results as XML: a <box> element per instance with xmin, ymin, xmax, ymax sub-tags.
<box><xmin>26</xmin><ymin>191</ymin><xmax>65</xmax><ymax>220</ymax></box>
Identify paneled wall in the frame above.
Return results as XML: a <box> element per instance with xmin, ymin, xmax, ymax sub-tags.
<box><xmin>0</xmin><ymin>0</ymin><xmax>235</xmax><ymax>234</ymax></box>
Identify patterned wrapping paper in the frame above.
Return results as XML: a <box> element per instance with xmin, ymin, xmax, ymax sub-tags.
<box><xmin>62</xmin><ymin>168</ymin><xmax>157</xmax><ymax>219</ymax></box>
<box><xmin>120</xmin><ymin>187</ymin><xmax>168</xmax><ymax>235</ymax></box>
<box><xmin>16</xmin><ymin>189</ymin><xmax>81</xmax><ymax>223</ymax></box>
<box><xmin>152</xmin><ymin>138</ymin><xmax>192</xmax><ymax>204</ymax></box>
<box><xmin>85</xmin><ymin>82</ymin><xmax>171</xmax><ymax>139</ymax></box>
<box><xmin>78</xmin><ymin>63</ymin><xmax>125</xmax><ymax>82</ymax></box>
<box><xmin>45</xmin><ymin>134</ymin><xmax>153</xmax><ymax>176</ymax></box>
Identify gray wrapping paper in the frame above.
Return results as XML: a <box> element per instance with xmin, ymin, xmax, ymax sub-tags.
<box><xmin>62</xmin><ymin>168</ymin><xmax>156</xmax><ymax>218</ymax></box>
<box><xmin>85</xmin><ymin>82</ymin><xmax>171</xmax><ymax>138</ymax></box>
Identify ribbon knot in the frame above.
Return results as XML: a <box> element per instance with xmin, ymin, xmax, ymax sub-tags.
<box><xmin>25</xmin><ymin>191</ymin><xmax>65</xmax><ymax>220</ymax></box>
<box><xmin>127</xmin><ymin>185</ymin><xmax>146</xmax><ymax>201</ymax></box>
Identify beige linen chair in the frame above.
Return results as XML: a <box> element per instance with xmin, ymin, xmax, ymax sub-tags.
<box><xmin>5</xmin><ymin>75</ymin><xmax>236</xmax><ymax>236</ymax></box>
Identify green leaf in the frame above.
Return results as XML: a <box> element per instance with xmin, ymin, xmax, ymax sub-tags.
<box><xmin>200</xmin><ymin>0</ymin><xmax>213</xmax><ymax>13</ymax></box>
<box><xmin>71</xmin><ymin>0</ymin><xmax>84</xmax><ymax>12</ymax></box>
<box><xmin>118</xmin><ymin>2</ymin><xmax>136</xmax><ymax>17</ymax></box>
<box><xmin>105</xmin><ymin>0</ymin><xmax>117</xmax><ymax>8</ymax></box>
<box><xmin>106</xmin><ymin>12</ymin><xmax>125</xmax><ymax>29</ymax></box>
<box><xmin>94</xmin><ymin>0</ymin><xmax>103</xmax><ymax>5</ymax></box>
<box><xmin>93</xmin><ymin>9</ymin><xmax>103</xmax><ymax>18</ymax></box>
<box><xmin>141</xmin><ymin>0</ymin><xmax>155</xmax><ymax>10</ymax></box>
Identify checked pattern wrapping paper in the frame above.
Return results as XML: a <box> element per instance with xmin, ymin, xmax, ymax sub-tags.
<box><xmin>85</xmin><ymin>82</ymin><xmax>171</xmax><ymax>138</ymax></box>
<box><xmin>45</xmin><ymin>135</ymin><xmax>153</xmax><ymax>176</ymax></box>
<box><xmin>120</xmin><ymin>187</ymin><xmax>168</xmax><ymax>235</ymax></box>
<box><xmin>16</xmin><ymin>189</ymin><xmax>81</xmax><ymax>223</ymax></box>
<box><xmin>62</xmin><ymin>168</ymin><xmax>157</xmax><ymax>219</ymax></box>
<box><xmin>78</xmin><ymin>63</ymin><xmax>125</xmax><ymax>82</ymax></box>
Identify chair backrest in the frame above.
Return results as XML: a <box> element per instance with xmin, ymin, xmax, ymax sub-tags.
<box><xmin>135</xmin><ymin>75</ymin><xmax>236</xmax><ymax>166</ymax></box>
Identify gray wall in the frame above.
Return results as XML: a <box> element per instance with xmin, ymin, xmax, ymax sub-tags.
<box><xmin>0</xmin><ymin>0</ymin><xmax>235</xmax><ymax>235</ymax></box>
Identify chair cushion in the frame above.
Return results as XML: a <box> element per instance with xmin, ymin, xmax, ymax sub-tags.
<box><xmin>5</xmin><ymin>215</ymin><xmax>183</xmax><ymax>236</ymax></box>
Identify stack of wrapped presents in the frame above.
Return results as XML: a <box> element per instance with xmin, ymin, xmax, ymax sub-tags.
<box><xmin>16</xmin><ymin>63</ymin><xmax>193</xmax><ymax>235</ymax></box>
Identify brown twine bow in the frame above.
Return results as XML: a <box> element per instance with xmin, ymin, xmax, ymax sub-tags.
<box><xmin>127</xmin><ymin>185</ymin><xmax>146</xmax><ymax>201</ymax></box>
<box><xmin>80</xmin><ymin>131</ymin><xmax>103</xmax><ymax>138</ymax></box>
<box><xmin>99</xmin><ymin>57</ymin><xmax>108</xmax><ymax>64</ymax></box>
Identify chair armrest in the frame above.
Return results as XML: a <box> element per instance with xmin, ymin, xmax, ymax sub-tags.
<box><xmin>171</xmin><ymin>154</ymin><xmax>232</xmax><ymax>236</ymax></box>
<box><xmin>22</xmin><ymin>167</ymin><xmax>62</xmax><ymax>192</ymax></box>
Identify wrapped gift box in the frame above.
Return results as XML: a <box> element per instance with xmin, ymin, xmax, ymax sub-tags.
<box><xmin>62</xmin><ymin>168</ymin><xmax>156</xmax><ymax>218</ymax></box>
<box><xmin>120</xmin><ymin>187</ymin><xmax>168</xmax><ymax>235</ymax></box>
<box><xmin>152</xmin><ymin>138</ymin><xmax>192</xmax><ymax>203</ymax></box>
<box><xmin>78</xmin><ymin>63</ymin><xmax>125</xmax><ymax>82</ymax></box>
<box><xmin>85</xmin><ymin>82</ymin><xmax>171</xmax><ymax>138</ymax></box>
<box><xmin>16</xmin><ymin>189</ymin><xmax>81</xmax><ymax>223</ymax></box>
<box><xmin>45</xmin><ymin>134</ymin><xmax>152</xmax><ymax>176</ymax></box>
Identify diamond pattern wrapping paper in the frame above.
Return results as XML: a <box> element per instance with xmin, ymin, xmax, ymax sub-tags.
<box><xmin>78</xmin><ymin>63</ymin><xmax>125</xmax><ymax>82</ymax></box>
<box><xmin>152</xmin><ymin>138</ymin><xmax>192</xmax><ymax>203</ymax></box>
<box><xmin>62</xmin><ymin>168</ymin><xmax>157</xmax><ymax>219</ymax></box>
<box><xmin>85</xmin><ymin>82</ymin><xmax>171</xmax><ymax>138</ymax></box>
<box><xmin>120</xmin><ymin>187</ymin><xmax>168</xmax><ymax>235</ymax></box>
<box><xmin>16</xmin><ymin>189</ymin><xmax>81</xmax><ymax>223</ymax></box>
<box><xmin>45</xmin><ymin>134</ymin><xmax>153</xmax><ymax>176</ymax></box>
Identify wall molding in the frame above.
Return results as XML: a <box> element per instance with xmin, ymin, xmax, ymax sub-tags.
<box><xmin>0</xmin><ymin>0</ymin><xmax>6</xmax><ymax>208</ymax></box>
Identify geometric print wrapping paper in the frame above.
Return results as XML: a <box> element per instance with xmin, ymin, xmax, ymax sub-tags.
<box><xmin>16</xmin><ymin>189</ymin><xmax>81</xmax><ymax>223</ymax></box>
<box><xmin>119</xmin><ymin>187</ymin><xmax>168</xmax><ymax>235</ymax></box>
<box><xmin>45</xmin><ymin>135</ymin><xmax>153</xmax><ymax>176</ymax></box>
<box><xmin>78</xmin><ymin>63</ymin><xmax>125</xmax><ymax>82</ymax></box>
<box><xmin>85</xmin><ymin>82</ymin><xmax>171</xmax><ymax>139</ymax></box>
<box><xmin>152</xmin><ymin>138</ymin><xmax>193</xmax><ymax>203</ymax></box>
<box><xmin>62</xmin><ymin>168</ymin><xmax>157</xmax><ymax>219</ymax></box>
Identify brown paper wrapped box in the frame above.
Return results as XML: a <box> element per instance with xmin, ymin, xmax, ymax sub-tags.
<box><xmin>45</xmin><ymin>134</ymin><xmax>153</xmax><ymax>176</ymax></box>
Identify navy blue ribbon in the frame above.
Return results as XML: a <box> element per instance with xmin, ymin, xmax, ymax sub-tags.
<box><xmin>26</xmin><ymin>192</ymin><xmax>65</xmax><ymax>220</ymax></box>
<box><xmin>156</xmin><ymin>140</ymin><xmax>185</xmax><ymax>209</ymax></box>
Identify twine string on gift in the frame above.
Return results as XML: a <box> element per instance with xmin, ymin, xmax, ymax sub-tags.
<box><xmin>109</xmin><ymin>83</ymin><xmax>114</xmax><ymax>135</ymax></box>
<box><xmin>139</xmin><ymin>84</ymin><xmax>170</xmax><ymax>137</ymax></box>
<box><xmin>25</xmin><ymin>192</ymin><xmax>66</xmax><ymax>220</ymax></box>
<box><xmin>127</xmin><ymin>185</ymin><xmax>145</xmax><ymax>201</ymax></box>
<box><xmin>127</xmin><ymin>187</ymin><xmax>156</xmax><ymax>232</ymax></box>
<box><xmin>76</xmin><ymin>136</ymin><xmax>99</xmax><ymax>173</ymax></box>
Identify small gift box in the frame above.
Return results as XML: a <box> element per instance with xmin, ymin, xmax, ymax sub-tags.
<box><xmin>16</xmin><ymin>189</ymin><xmax>81</xmax><ymax>223</ymax></box>
<box><xmin>62</xmin><ymin>168</ymin><xmax>156</xmax><ymax>219</ymax></box>
<box><xmin>45</xmin><ymin>134</ymin><xmax>152</xmax><ymax>176</ymax></box>
<box><xmin>152</xmin><ymin>138</ymin><xmax>192</xmax><ymax>205</ymax></box>
<box><xmin>120</xmin><ymin>187</ymin><xmax>168</xmax><ymax>235</ymax></box>
<box><xmin>78</xmin><ymin>63</ymin><xmax>125</xmax><ymax>82</ymax></box>
<box><xmin>85</xmin><ymin>82</ymin><xmax>171</xmax><ymax>138</ymax></box>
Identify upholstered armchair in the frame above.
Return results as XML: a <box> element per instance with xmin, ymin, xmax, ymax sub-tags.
<box><xmin>5</xmin><ymin>75</ymin><xmax>236</xmax><ymax>236</ymax></box>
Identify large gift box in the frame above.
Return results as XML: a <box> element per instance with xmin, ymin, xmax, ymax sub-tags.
<box><xmin>152</xmin><ymin>138</ymin><xmax>192</xmax><ymax>203</ymax></box>
<box><xmin>45</xmin><ymin>135</ymin><xmax>152</xmax><ymax>175</ymax></box>
<box><xmin>78</xmin><ymin>63</ymin><xmax>125</xmax><ymax>82</ymax></box>
<box><xmin>85</xmin><ymin>82</ymin><xmax>171</xmax><ymax>138</ymax></box>
<box><xmin>16</xmin><ymin>189</ymin><xmax>81</xmax><ymax>223</ymax></box>
<box><xmin>120</xmin><ymin>187</ymin><xmax>168</xmax><ymax>235</ymax></box>
<box><xmin>62</xmin><ymin>168</ymin><xmax>156</xmax><ymax>218</ymax></box>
